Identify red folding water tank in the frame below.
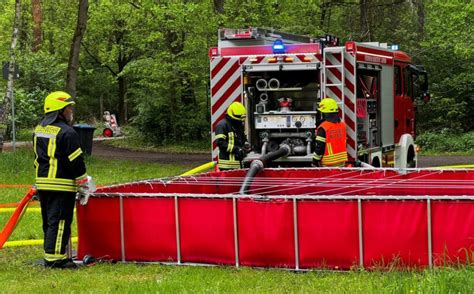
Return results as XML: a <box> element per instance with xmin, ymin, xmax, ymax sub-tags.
<box><xmin>77</xmin><ymin>168</ymin><xmax>474</xmax><ymax>269</ymax></box>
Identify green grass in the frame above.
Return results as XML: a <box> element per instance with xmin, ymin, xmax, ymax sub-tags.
<box><xmin>1</xmin><ymin>246</ymin><xmax>474</xmax><ymax>293</ymax></box>
<box><xmin>0</xmin><ymin>148</ymin><xmax>193</xmax><ymax>248</ymax></box>
<box><xmin>105</xmin><ymin>135</ymin><xmax>210</xmax><ymax>154</ymax></box>
<box><xmin>0</xmin><ymin>148</ymin><xmax>192</xmax><ymax>204</ymax></box>
<box><xmin>1</xmin><ymin>148</ymin><xmax>474</xmax><ymax>292</ymax></box>
<box><xmin>15</xmin><ymin>128</ymin><xmax>34</xmax><ymax>142</ymax></box>
<box><xmin>103</xmin><ymin>126</ymin><xmax>210</xmax><ymax>154</ymax></box>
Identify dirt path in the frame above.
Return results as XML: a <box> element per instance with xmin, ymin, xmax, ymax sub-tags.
<box><xmin>2</xmin><ymin>140</ymin><xmax>473</xmax><ymax>168</ymax></box>
<box><xmin>92</xmin><ymin>141</ymin><xmax>211</xmax><ymax>166</ymax></box>
<box><xmin>417</xmin><ymin>155</ymin><xmax>474</xmax><ymax>168</ymax></box>
<box><xmin>93</xmin><ymin>141</ymin><xmax>474</xmax><ymax>168</ymax></box>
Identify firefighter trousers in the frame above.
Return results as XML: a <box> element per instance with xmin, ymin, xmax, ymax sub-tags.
<box><xmin>39</xmin><ymin>190</ymin><xmax>76</xmax><ymax>262</ymax></box>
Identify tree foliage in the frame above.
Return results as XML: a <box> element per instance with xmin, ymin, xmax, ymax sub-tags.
<box><xmin>0</xmin><ymin>0</ymin><xmax>472</xmax><ymax>144</ymax></box>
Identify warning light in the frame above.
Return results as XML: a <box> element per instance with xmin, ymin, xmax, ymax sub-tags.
<box><xmin>272</xmin><ymin>39</ymin><xmax>285</xmax><ymax>54</ymax></box>
<box><xmin>390</xmin><ymin>44</ymin><xmax>400</xmax><ymax>51</ymax></box>
<box><xmin>345</xmin><ymin>42</ymin><xmax>355</xmax><ymax>52</ymax></box>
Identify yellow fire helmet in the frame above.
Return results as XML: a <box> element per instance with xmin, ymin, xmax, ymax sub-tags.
<box><xmin>318</xmin><ymin>97</ymin><xmax>339</xmax><ymax>113</ymax></box>
<box><xmin>227</xmin><ymin>101</ymin><xmax>246</xmax><ymax>121</ymax></box>
<box><xmin>44</xmin><ymin>91</ymin><xmax>75</xmax><ymax>114</ymax></box>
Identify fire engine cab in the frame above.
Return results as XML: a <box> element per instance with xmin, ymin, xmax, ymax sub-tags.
<box><xmin>209</xmin><ymin>28</ymin><xmax>429</xmax><ymax>168</ymax></box>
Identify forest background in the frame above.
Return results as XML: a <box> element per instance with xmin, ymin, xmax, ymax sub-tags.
<box><xmin>0</xmin><ymin>0</ymin><xmax>472</xmax><ymax>150</ymax></box>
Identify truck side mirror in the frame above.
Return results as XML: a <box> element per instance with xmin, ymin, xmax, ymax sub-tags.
<box><xmin>409</xmin><ymin>65</ymin><xmax>429</xmax><ymax>105</ymax></box>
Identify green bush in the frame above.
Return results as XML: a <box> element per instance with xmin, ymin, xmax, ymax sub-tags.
<box><xmin>416</xmin><ymin>95</ymin><xmax>469</xmax><ymax>133</ymax></box>
<box><xmin>416</xmin><ymin>131</ymin><xmax>474</xmax><ymax>153</ymax></box>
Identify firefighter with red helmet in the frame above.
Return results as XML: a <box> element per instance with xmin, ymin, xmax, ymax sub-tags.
<box><xmin>33</xmin><ymin>91</ymin><xmax>91</xmax><ymax>269</ymax></box>
<box><xmin>312</xmin><ymin>98</ymin><xmax>348</xmax><ymax>167</ymax></box>
<box><xmin>215</xmin><ymin>102</ymin><xmax>249</xmax><ymax>170</ymax></box>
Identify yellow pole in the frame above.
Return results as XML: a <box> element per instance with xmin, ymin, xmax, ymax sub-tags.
<box><xmin>3</xmin><ymin>237</ymin><xmax>78</xmax><ymax>247</ymax></box>
<box><xmin>432</xmin><ymin>164</ymin><xmax>474</xmax><ymax>169</ymax></box>
<box><xmin>180</xmin><ymin>161</ymin><xmax>216</xmax><ymax>176</ymax></box>
<box><xmin>0</xmin><ymin>208</ymin><xmax>77</xmax><ymax>213</ymax></box>
<box><xmin>0</xmin><ymin>207</ymin><xmax>42</xmax><ymax>213</ymax></box>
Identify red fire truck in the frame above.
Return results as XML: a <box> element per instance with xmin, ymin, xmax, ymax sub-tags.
<box><xmin>209</xmin><ymin>28</ymin><xmax>429</xmax><ymax>168</ymax></box>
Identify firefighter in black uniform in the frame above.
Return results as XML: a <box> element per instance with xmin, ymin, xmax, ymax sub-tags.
<box><xmin>215</xmin><ymin>102</ymin><xmax>249</xmax><ymax>170</ymax></box>
<box><xmin>33</xmin><ymin>91</ymin><xmax>90</xmax><ymax>269</ymax></box>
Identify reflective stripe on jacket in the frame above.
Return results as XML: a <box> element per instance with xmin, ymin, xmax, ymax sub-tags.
<box><xmin>33</xmin><ymin>119</ymin><xmax>87</xmax><ymax>192</ymax></box>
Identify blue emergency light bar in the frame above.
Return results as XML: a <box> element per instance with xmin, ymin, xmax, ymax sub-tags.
<box><xmin>272</xmin><ymin>39</ymin><xmax>285</xmax><ymax>54</ymax></box>
<box><xmin>390</xmin><ymin>44</ymin><xmax>400</xmax><ymax>51</ymax></box>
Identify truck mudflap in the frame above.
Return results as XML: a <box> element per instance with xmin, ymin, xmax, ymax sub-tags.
<box><xmin>77</xmin><ymin>167</ymin><xmax>474</xmax><ymax>270</ymax></box>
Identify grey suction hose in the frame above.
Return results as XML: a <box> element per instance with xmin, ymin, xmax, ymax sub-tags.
<box><xmin>239</xmin><ymin>145</ymin><xmax>291</xmax><ymax>195</ymax></box>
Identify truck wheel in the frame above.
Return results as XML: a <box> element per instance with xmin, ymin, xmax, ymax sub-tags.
<box><xmin>407</xmin><ymin>145</ymin><xmax>416</xmax><ymax>168</ymax></box>
<box><xmin>371</xmin><ymin>157</ymin><xmax>381</xmax><ymax>167</ymax></box>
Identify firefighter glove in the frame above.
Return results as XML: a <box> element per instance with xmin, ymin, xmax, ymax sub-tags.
<box><xmin>311</xmin><ymin>160</ymin><xmax>321</xmax><ymax>167</ymax></box>
<box><xmin>243</xmin><ymin>142</ymin><xmax>252</xmax><ymax>153</ymax></box>
<box><xmin>76</xmin><ymin>176</ymin><xmax>96</xmax><ymax>205</ymax></box>
<box><xmin>236</xmin><ymin>148</ymin><xmax>246</xmax><ymax>160</ymax></box>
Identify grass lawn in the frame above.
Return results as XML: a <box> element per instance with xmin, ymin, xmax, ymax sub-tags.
<box><xmin>1</xmin><ymin>148</ymin><xmax>474</xmax><ymax>293</ymax></box>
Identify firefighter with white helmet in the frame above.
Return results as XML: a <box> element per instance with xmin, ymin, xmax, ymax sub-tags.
<box><xmin>312</xmin><ymin>98</ymin><xmax>348</xmax><ymax>167</ymax></box>
<box><xmin>215</xmin><ymin>102</ymin><xmax>250</xmax><ymax>170</ymax></box>
<box><xmin>33</xmin><ymin>91</ymin><xmax>91</xmax><ymax>268</ymax></box>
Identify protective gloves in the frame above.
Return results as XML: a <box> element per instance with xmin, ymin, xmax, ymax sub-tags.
<box><xmin>236</xmin><ymin>148</ymin><xmax>246</xmax><ymax>160</ymax></box>
<box><xmin>243</xmin><ymin>142</ymin><xmax>252</xmax><ymax>153</ymax></box>
<box><xmin>75</xmin><ymin>176</ymin><xmax>96</xmax><ymax>206</ymax></box>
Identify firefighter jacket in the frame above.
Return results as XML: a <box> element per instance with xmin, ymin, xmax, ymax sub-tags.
<box><xmin>313</xmin><ymin>116</ymin><xmax>348</xmax><ymax>167</ymax></box>
<box><xmin>215</xmin><ymin>116</ymin><xmax>246</xmax><ymax>169</ymax></box>
<box><xmin>33</xmin><ymin>119</ymin><xmax>87</xmax><ymax>192</ymax></box>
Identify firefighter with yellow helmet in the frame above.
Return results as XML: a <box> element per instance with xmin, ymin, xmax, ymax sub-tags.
<box><xmin>215</xmin><ymin>101</ymin><xmax>250</xmax><ymax>170</ymax></box>
<box><xmin>33</xmin><ymin>91</ymin><xmax>91</xmax><ymax>269</ymax></box>
<box><xmin>312</xmin><ymin>98</ymin><xmax>348</xmax><ymax>167</ymax></box>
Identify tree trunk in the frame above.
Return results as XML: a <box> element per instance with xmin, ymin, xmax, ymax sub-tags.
<box><xmin>118</xmin><ymin>75</ymin><xmax>126</xmax><ymax>124</ymax></box>
<box><xmin>320</xmin><ymin>0</ymin><xmax>327</xmax><ymax>29</ymax></box>
<box><xmin>66</xmin><ymin>0</ymin><xmax>89</xmax><ymax>99</ymax></box>
<box><xmin>360</xmin><ymin>0</ymin><xmax>369</xmax><ymax>41</ymax></box>
<box><xmin>412</xmin><ymin>0</ymin><xmax>424</xmax><ymax>36</ymax></box>
<box><xmin>0</xmin><ymin>0</ymin><xmax>21</xmax><ymax>152</ymax></box>
<box><xmin>99</xmin><ymin>93</ymin><xmax>104</xmax><ymax>118</ymax></box>
<box><xmin>213</xmin><ymin>0</ymin><xmax>225</xmax><ymax>14</ymax></box>
<box><xmin>31</xmin><ymin>0</ymin><xmax>42</xmax><ymax>52</ymax></box>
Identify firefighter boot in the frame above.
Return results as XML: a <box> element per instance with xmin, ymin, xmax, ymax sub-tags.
<box><xmin>44</xmin><ymin>258</ymin><xmax>78</xmax><ymax>269</ymax></box>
